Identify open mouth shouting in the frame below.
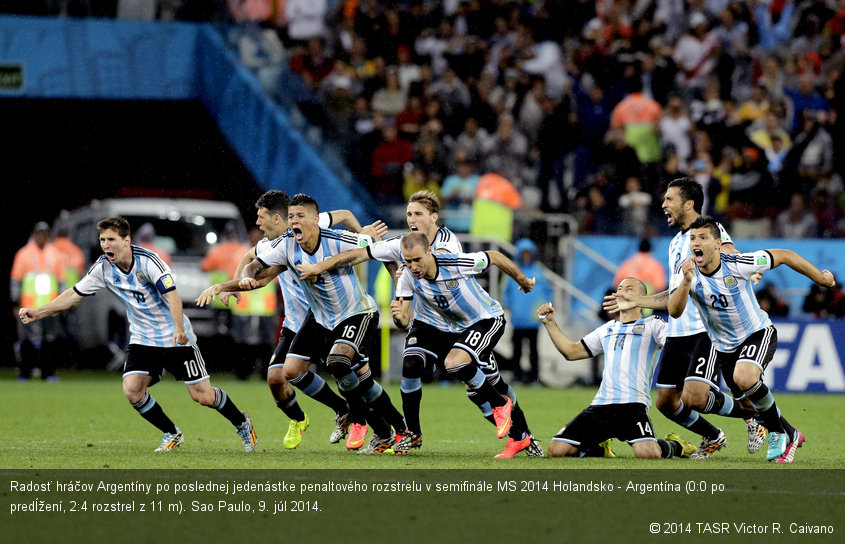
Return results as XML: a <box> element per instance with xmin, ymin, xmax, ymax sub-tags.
<box><xmin>105</xmin><ymin>251</ymin><xmax>116</xmax><ymax>261</ymax></box>
<box><xmin>692</xmin><ymin>248</ymin><xmax>704</xmax><ymax>264</ymax></box>
<box><xmin>292</xmin><ymin>227</ymin><xmax>303</xmax><ymax>241</ymax></box>
<box><xmin>409</xmin><ymin>225</ymin><xmax>419</xmax><ymax>231</ymax></box>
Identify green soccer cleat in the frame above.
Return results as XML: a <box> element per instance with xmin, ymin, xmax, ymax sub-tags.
<box><xmin>284</xmin><ymin>413</ymin><xmax>310</xmax><ymax>450</ymax></box>
<box><xmin>665</xmin><ymin>433</ymin><xmax>696</xmax><ymax>458</ymax></box>
<box><xmin>598</xmin><ymin>439</ymin><xmax>617</xmax><ymax>458</ymax></box>
<box><xmin>155</xmin><ymin>428</ymin><xmax>183</xmax><ymax>452</ymax></box>
<box><xmin>236</xmin><ymin>412</ymin><xmax>257</xmax><ymax>453</ymax></box>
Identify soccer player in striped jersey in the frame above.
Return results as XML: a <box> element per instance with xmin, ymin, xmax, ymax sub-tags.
<box><xmin>540</xmin><ymin>279</ymin><xmax>695</xmax><ymax>459</ymax></box>
<box><xmin>196</xmin><ymin>191</ymin><xmax>386</xmax><ymax>450</ymax></box>
<box><xmin>243</xmin><ymin>194</ymin><xmax>407</xmax><ymax>454</ymax></box>
<box><xmin>390</xmin><ymin>232</ymin><xmax>543</xmax><ymax>458</ymax></box>
<box><xmin>668</xmin><ymin>216</ymin><xmax>835</xmax><ymax>462</ymax></box>
<box><xmin>19</xmin><ymin>217</ymin><xmax>257</xmax><ymax>453</ymax></box>
<box><xmin>297</xmin><ymin>190</ymin><xmax>464</xmax><ymax>453</ymax></box>
<box><xmin>605</xmin><ymin>178</ymin><xmax>764</xmax><ymax>459</ymax></box>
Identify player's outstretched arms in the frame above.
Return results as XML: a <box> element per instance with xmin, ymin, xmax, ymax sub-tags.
<box><xmin>487</xmin><ymin>250</ymin><xmax>535</xmax><ymax>292</ymax></box>
<box><xmin>668</xmin><ymin>258</ymin><xmax>695</xmax><ymax>318</ymax></box>
<box><xmin>537</xmin><ymin>302</ymin><xmax>589</xmax><ymax>360</ymax></box>
<box><xmin>19</xmin><ymin>288</ymin><xmax>83</xmax><ymax>324</ymax></box>
<box><xmin>768</xmin><ymin>249</ymin><xmax>836</xmax><ymax>287</ymax></box>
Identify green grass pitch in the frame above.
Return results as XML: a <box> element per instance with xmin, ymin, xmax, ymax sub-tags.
<box><xmin>2</xmin><ymin>369</ymin><xmax>843</xmax><ymax>469</ymax></box>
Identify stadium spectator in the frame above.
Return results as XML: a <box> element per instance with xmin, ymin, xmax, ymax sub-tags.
<box><xmin>672</xmin><ymin>11</ymin><xmax>719</xmax><ymax>94</ymax></box>
<box><xmin>440</xmin><ymin>154</ymin><xmax>479</xmax><ymax>232</ymax></box>
<box><xmin>135</xmin><ymin>223</ymin><xmax>172</xmax><ymax>266</ymax></box>
<box><xmin>618</xmin><ymin>177</ymin><xmax>653</xmax><ymax>237</ymax></box>
<box><xmin>803</xmin><ymin>283</ymin><xmax>845</xmax><ymax>318</ymax></box>
<box><xmin>756</xmin><ymin>282</ymin><xmax>791</xmax><ymax>317</ymax></box>
<box><xmin>610</xmin><ymin>78</ymin><xmax>662</xmax><ymax>166</ymax></box>
<box><xmin>774</xmin><ymin>193</ymin><xmax>819</xmax><ymax>239</ymax></box>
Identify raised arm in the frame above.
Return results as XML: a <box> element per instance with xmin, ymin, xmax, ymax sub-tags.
<box><xmin>328</xmin><ymin>209</ymin><xmax>388</xmax><ymax>240</ymax></box>
<box><xmin>668</xmin><ymin>258</ymin><xmax>695</xmax><ymax>318</ymax></box>
<box><xmin>19</xmin><ymin>288</ymin><xmax>83</xmax><ymax>324</ymax></box>
<box><xmin>297</xmin><ymin>247</ymin><xmax>370</xmax><ymax>281</ymax></box>
<box><xmin>537</xmin><ymin>302</ymin><xmax>590</xmax><ymax>360</ymax></box>
<box><xmin>769</xmin><ymin>249</ymin><xmax>835</xmax><ymax>287</ymax></box>
<box><xmin>164</xmin><ymin>289</ymin><xmax>188</xmax><ymax>346</ymax></box>
<box><xmin>487</xmin><ymin>250</ymin><xmax>535</xmax><ymax>292</ymax></box>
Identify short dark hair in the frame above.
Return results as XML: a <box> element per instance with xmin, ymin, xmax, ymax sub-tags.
<box><xmin>689</xmin><ymin>216</ymin><xmax>720</xmax><ymax>239</ymax></box>
<box><xmin>97</xmin><ymin>217</ymin><xmax>131</xmax><ymax>238</ymax></box>
<box><xmin>289</xmin><ymin>193</ymin><xmax>319</xmax><ymax>214</ymax></box>
<box><xmin>255</xmin><ymin>190</ymin><xmax>290</xmax><ymax>217</ymax></box>
<box><xmin>408</xmin><ymin>190</ymin><xmax>440</xmax><ymax>215</ymax></box>
<box><xmin>667</xmin><ymin>177</ymin><xmax>704</xmax><ymax>214</ymax></box>
<box><xmin>401</xmin><ymin>231</ymin><xmax>429</xmax><ymax>251</ymax></box>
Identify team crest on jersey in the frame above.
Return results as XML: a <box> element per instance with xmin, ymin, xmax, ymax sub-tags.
<box><xmin>408</xmin><ymin>337</ymin><xmax>417</xmax><ymax>345</ymax></box>
<box><xmin>446</xmin><ymin>280</ymin><xmax>458</xmax><ymax>289</ymax></box>
<box><xmin>633</xmin><ymin>325</ymin><xmax>645</xmax><ymax>333</ymax></box>
<box><xmin>136</xmin><ymin>272</ymin><xmax>148</xmax><ymax>283</ymax></box>
<box><xmin>724</xmin><ymin>275</ymin><xmax>738</xmax><ymax>288</ymax></box>
<box><xmin>161</xmin><ymin>275</ymin><xmax>174</xmax><ymax>289</ymax></box>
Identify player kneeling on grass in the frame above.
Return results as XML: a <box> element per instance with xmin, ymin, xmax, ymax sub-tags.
<box><xmin>539</xmin><ymin>278</ymin><xmax>695</xmax><ymax>459</ymax></box>
<box><xmin>19</xmin><ymin>217</ymin><xmax>257</xmax><ymax>453</ymax></box>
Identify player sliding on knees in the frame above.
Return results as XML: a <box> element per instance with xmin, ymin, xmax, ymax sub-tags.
<box><xmin>19</xmin><ymin>217</ymin><xmax>257</xmax><ymax>453</ymax></box>
<box><xmin>668</xmin><ymin>216</ymin><xmax>835</xmax><ymax>463</ymax></box>
<box><xmin>539</xmin><ymin>278</ymin><xmax>696</xmax><ymax>460</ymax></box>
<box><xmin>389</xmin><ymin>232</ymin><xmax>544</xmax><ymax>458</ymax></box>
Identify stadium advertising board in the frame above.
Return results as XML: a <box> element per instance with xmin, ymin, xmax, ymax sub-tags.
<box><xmin>766</xmin><ymin>319</ymin><xmax>845</xmax><ymax>393</ymax></box>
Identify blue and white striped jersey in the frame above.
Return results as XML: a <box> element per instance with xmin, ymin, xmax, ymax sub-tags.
<box><xmin>256</xmin><ymin>227</ymin><xmax>376</xmax><ymax>330</ymax></box>
<box><xmin>395</xmin><ymin>251</ymin><xmax>503</xmax><ymax>333</ymax></box>
<box><xmin>254</xmin><ymin>213</ymin><xmax>333</xmax><ymax>332</ymax></box>
<box><xmin>666</xmin><ymin>222</ymin><xmax>733</xmax><ymax>337</ymax></box>
<box><xmin>366</xmin><ymin>226</ymin><xmax>462</xmax><ymax>263</ymax></box>
<box><xmin>581</xmin><ymin>315</ymin><xmax>667</xmax><ymax>407</ymax></box>
<box><xmin>669</xmin><ymin>251</ymin><xmax>773</xmax><ymax>353</ymax></box>
<box><xmin>74</xmin><ymin>246</ymin><xmax>196</xmax><ymax>347</ymax></box>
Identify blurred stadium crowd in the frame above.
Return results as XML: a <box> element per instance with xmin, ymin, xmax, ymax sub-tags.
<box><xmin>6</xmin><ymin>0</ymin><xmax>845</xmax><ymax>240</ymax></box>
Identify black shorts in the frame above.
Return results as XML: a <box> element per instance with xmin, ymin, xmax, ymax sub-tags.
<box><xmin>268</xmin><ymin>327</ymin><xmax>297</xmax><ymax>370</ymax></box>
<box><xmin>452</xmin><ymin>316</ymin><xmax>505</xmax><ymax>377</ymax></box>
<box><xmin>552</xmin><ymin>403</ymin><xmax>657</xmax><ymax>447</ymax></box>
<box><xmin>716</xmin><ymin>326</ymin><xmax>778</xmax><ymax>397</ymax></box>
<box><xmin>403</xmin><ymin>321</ymin><xmax>459</xmax><ymax>372</ymax></box>
<box><xmin>123</xmin><ymin>344</ymin><xmax>209</xmax><ymax>385</ymax></box>
<box><xmin>287</xmin><ymin>313</ymin><xmax>331</xmax><ymax>365</ymax></box>
<box><xmin>656</xmin><ymin>332</ymin><xmax>720</xmax><ymax>390</ymax></box>
<box><xmin>328</xmin><ymin>312</ymin><xmax>379</xmax><ymax>359</ymax></box>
